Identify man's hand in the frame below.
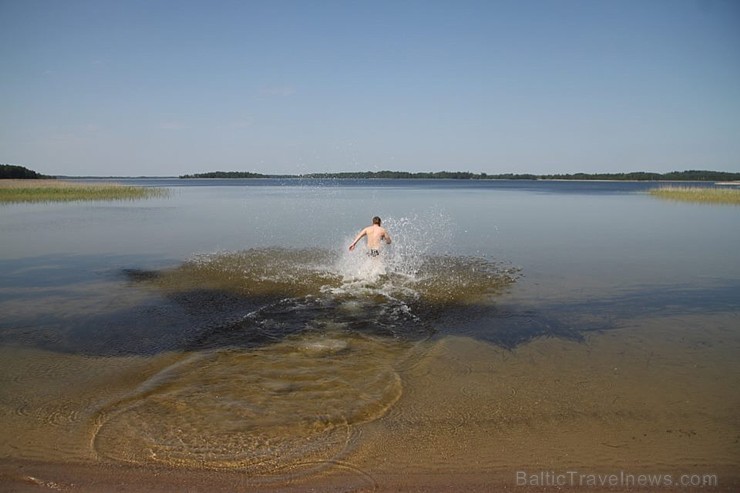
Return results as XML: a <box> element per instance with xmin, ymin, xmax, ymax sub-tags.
<box><xmin>349</xmin><ymin>244</ymin><xmax>356</xmax><ymax>251</ymax></box>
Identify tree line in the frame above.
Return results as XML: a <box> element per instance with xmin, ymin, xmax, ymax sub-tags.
<box><xmin>0</xmin><ymin>164</ymin><xmax>54</xmax><ymax>179</ymax></box>
<box><xmin>537</xmin><ymin>170</ymin><xmax>740</xmax><ymax>181</ymax></box>
<box><xmin>4</xmin><ymin>165</ymin><xmax>737</xmax><ymax>181</ymax></box>
<box><xmin>181</xmin><ymin>169</ymin><xmax>740</xmax><ymax>181</ymax></box>
<box><xmin>179</xmin><ymin>171</ymin><xmax>270</xmax><ymax>179</ymax></box>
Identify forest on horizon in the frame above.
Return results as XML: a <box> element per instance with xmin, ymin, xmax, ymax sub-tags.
<box><xmin>3</xmin><ymin>165</ymin><xmax>739</xmax><ymax>182</ymax></box>
<box><xmin>180</xmin><ymin>170</ymin><xmax>740</xmax><ymax>181</ymax></box>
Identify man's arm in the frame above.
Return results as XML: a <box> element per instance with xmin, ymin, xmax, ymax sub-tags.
<box><xmin>349</xmin><ymin>228</ymin><xmax>368</xmax><ymax>251</ymax></box>
<box><xmin>383</xmin><ymin>228</ymin><xmax>391</xmax><ymax>244</ymax></box>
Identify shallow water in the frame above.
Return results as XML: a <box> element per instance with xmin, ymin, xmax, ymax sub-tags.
<box><xmin>0</xmin><ymin>179</ymin><xmax>738</xmax><ymax>487</ymax></box>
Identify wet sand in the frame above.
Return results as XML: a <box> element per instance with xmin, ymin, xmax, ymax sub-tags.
<box><xmin>1</xmin><ymin>313</ymin><xmax>738</xmax><ymax>491</ymax></box>
<box><xmin>4</xmin><ymin>460</ymin><xmax>736</xmax><ymax>492</ymax></box>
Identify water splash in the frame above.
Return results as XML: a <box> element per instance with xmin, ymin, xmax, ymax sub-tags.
<box><xmin>114</xmin><ymin>212</ymin><xmax>516</xmax><ymax>355</ymax></box>
<box><xmin>382</xmin><ymin>212</ymin><xmax>454</xmax><ymax>276</ymax></box>
<box><xmin>333</xmin><ymin>212</ymin><xmax>456</xmax><ymax>293</ymax></box>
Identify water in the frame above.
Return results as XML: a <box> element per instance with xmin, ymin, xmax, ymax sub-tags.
<box><xmin>1</xmin><ymin>179</ymin><xmax>738</xmax><ymax>487</ymax></box>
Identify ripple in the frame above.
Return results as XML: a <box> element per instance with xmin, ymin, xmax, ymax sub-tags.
<box><xmin>93</xmin><ymin>333</ymin><xmax>405</xmax><ymax>477</ymax></box>
<box><xmin>14</xmin><ymin>402</ymin><xmax>84</xmax><ymax>427</ymax></box>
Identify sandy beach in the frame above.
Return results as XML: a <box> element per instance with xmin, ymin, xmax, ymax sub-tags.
<box><xmin>2</xmin><ymin>313</ymin><xmax>738</xmax><ymax>492</ymax></box>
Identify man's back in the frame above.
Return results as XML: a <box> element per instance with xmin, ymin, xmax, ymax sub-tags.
<box><xmin>364</xmin><ymin>225</ymin><xmax>389</xmax><ymax>249</ymax></box>
<box><xmin>349</xmin><ymin>217</ymin><xmax>392</xmax><ymax>252</ymax></box>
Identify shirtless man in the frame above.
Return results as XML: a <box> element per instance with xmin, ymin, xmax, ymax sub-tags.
<box><xmin>349</xmin><ymin>216</ymin><xmax>392</xmax><ymax>256</ymax></box>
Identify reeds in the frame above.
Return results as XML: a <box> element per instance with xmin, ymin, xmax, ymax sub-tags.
<box><xmin>0</xmin><ymin>179</ymin><xmax>169</xmax><ymax>204</ymax></box>
<box><xmin>648</xmin><ymin>185</ymin><xmax>740</xmax><ymax>205</ymax></box>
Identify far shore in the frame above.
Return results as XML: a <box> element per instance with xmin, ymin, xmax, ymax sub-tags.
<box><xmin>178</xmin><ymin>169</ymin><xmax>740</xmax><ymax>181</ymax></box>
<box><xmin>34</xmin><ymin>175</ymin><xmax>740</xmax><ymax>184</ymax></box>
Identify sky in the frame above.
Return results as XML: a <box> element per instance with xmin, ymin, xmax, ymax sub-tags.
<box><xmin>1</xmin><ymin>0</ymin><xmax>738</xmax><ymax>177</ymax></box>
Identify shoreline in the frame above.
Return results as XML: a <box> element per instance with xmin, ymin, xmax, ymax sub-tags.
<box><xmin>3</xmin><ymin>458</ymin><xmax>738</xmax><ymax>492</ymax></box>
<box><xmin>46</xmin><ymin>175</ymin><xmax>739</xmax><ymax>184</ymax></box>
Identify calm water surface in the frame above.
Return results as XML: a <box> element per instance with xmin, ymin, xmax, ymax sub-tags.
<box><xmin>1</xmin><ymin>179</ymin><xmax>738</xmax><ymax>485</ymax></box>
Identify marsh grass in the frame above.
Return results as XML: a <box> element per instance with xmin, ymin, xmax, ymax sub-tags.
<box><xmin>648</xmin><ymin>185</ymin><xmax>740</xmax><ymax>205</ymax></box>
<box><xmin>0</xmin><ymin>179</ymin><xmax>169</xmax><ymax>204</ymax></box>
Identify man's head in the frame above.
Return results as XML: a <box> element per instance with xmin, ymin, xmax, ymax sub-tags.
<box><xmin>372</xmin><ymin>216</ymin><xmax>381</xmax><ymax>225</ymax></box>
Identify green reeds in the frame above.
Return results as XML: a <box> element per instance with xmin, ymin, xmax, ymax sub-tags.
<box><xmin>648</xmin><ymin>185</ymin><xmax>740</xmax><ymax>205</ymax></box>
<box><xmin>0</xmin><ymin>180</ymin><xmax>169</xmax><ymax>204</ymax></box>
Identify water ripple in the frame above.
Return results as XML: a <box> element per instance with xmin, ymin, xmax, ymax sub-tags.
<box><xmin>92</xmin><ymin>332</ymin><xmax>406</xmax><ymax>479</ymax></box>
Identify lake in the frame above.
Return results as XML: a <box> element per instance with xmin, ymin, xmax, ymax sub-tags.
<box><xmin>1</xmin><ymin>179</ymin><xmax>738</xmax><ymax>491</ymax></box>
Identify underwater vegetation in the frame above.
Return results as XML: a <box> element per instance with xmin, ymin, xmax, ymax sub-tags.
<box><xmin>648</xmin><ymin>185</ymin><xmax>740</xmax><ymax>205</ymax></box>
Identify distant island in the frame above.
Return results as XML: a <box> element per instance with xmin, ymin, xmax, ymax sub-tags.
<box><xmin>0</xmin><ymin>164</ymin><xmax>54</xmax><ymax>179</ymax></box>
<box><xmin>180</xmin><ymin>171</ymin><xmax>271</xmax><ymax>179</ymax></box>
<box><xmin>180</xmin><ymin>170</ymin><xmax>740</xmax><ymax>181</ymax></box>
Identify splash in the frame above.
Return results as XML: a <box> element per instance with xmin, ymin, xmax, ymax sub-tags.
<box><xmin>116</xmin><ymin>214</ymin><xmax>518</xmax><ymax>351</ymax></box>
<box><xmin>332</xmin><ymin>212</ymin><xmax>456</xmax><ymax>293</ymax></box>
<box><xmin>128</xmin><ymin>240</ymin><xmax>517</xmax><ymax>346</ymax></box>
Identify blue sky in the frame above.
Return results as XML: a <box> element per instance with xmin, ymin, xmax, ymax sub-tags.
<box><xmin>1</xmin><ymin>0</ymin><xmax>738</xmax><ymax>176</ymax></box>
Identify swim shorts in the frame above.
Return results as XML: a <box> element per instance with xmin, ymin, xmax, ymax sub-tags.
<box><xmin>367</xmin><ymin>249</ymin><xmax>380</xmax><ymax>257</ymax></box>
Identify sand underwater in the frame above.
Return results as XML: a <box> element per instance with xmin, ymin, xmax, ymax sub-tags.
<box><xmin>1</xmin><ymin>246</ymin><xmax>738</xmax><ymax>492</ymax></box>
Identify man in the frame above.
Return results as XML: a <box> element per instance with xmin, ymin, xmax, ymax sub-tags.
<box><xmin>349</xmin><ymin>216</ymin><xmax>392</xmax><ymax>257</ymax></box>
